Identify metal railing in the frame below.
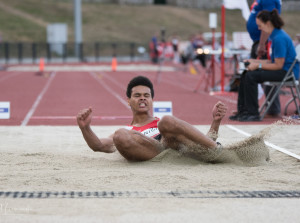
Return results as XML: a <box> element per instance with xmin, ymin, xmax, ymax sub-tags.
<box><xmin>0</xmin><ymin>42</ymin><xmax>149</xmax><ymax>64</ymax></box>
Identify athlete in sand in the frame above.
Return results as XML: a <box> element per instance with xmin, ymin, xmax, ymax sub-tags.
<box><xmin>77</xmin><ymin>76</ymin><xmax>227</xmax><ymax>161</ymax></box>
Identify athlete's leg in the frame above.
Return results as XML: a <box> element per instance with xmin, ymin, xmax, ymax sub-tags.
<box><xmin>113</xmin><ymin>128</ymin><xmax>164</xmax><ymax>161</ymax></box>
<box><xmin>158</xmin><ymin>116</ymin><xmax>222</xmax><ymax>162</ymax></box>
<box><xmin>158</xmin><ymin>115</ymin><xmax>217</xmax><ymax>150</ymax></box>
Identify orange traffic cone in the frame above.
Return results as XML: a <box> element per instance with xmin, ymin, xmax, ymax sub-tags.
<box><xmin>111</xmin><ymin>57</ymin><xmax>117</xmax><ymax>72</ymax></box>
<box><xmin>40</xmin><ymin>58</ymin><xmax>45</xmax><ymax>74</ymax></box>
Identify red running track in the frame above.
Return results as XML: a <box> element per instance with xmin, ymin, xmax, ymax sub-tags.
<box><xmin>0</xmin><ymin>65</ymin><xmax>297</xmax><ymax>126</ymax></box>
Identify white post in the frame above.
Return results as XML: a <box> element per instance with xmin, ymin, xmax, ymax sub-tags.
<box><xmin>74</xmin><ymin>0</ymin><xmax>82</xmax><ymax>58</ymax></box>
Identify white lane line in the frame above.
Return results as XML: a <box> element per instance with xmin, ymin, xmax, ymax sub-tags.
<box><xmin>30</xmin><ymin>115</ymin><xmax>132</xmax><ymax>120</ymax></box>
<box><xmin>139</xmin><ymin>71</ymin><xmax>237</xmax><ymax>104</ymax></box>
<box><xmin>89</xmin><ymin>72</ymin><xmax>130</xmax><ymax>109</ymax></box>
<box><xmin>21</xmin><ymin>72</ymin><xmax>56</xmax><ymax>126</ymax></box>
<box><xmin>0</xmin><ymin>72</ymin><xmax>22</xmax><ymax>82</ymax></box>
<box><xmin>100</xmin><ymin>71</ymin><xmax>126</xmax><ymax>90</ymax></box>
<box><xmin>226</xmin><ymin>124</ymin><xmax>300</xmax><ymax>160</ymax></box>
<box><xmin>212</xmin><ymin>95</ymin><xmax>237</xmax><ymax>104</ymax></box>
<box><xmin>225</xmin><ymin>125</ymin><xmax>251</xmax><ymax>137</ymax></box>
<box><xmin>136</xmin><ymin>71</ymin><xmax>193</xmax><ymax>91</ymax></box>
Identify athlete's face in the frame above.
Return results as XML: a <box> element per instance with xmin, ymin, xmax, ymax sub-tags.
<box><xmin>128</xmin><ymin>85</ymin><xmax>153</xmax><ymax>114</ymax></box>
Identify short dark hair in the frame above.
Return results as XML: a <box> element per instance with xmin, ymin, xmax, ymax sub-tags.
<box><xmin>257</xmin><ymin>9</ymin><xmax>284</xmax><ymax>29</ymax></box>
<box><xmin>126</xmin><ymin>76</ymin><xmax>154</xmax><ymax>98</ymax></box>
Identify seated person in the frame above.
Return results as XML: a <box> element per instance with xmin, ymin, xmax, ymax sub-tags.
<box><xmin>230</xmin><ymin>9</ymin><xmax>299</xmax><ymax>122</ymax></box>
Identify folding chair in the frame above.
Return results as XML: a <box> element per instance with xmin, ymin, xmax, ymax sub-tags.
<box><xmin>259</xmin><ymin>50</ymin><xmax>300</xmax><ymax>120</ymax></box>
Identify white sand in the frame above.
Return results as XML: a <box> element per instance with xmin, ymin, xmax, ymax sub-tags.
<box><xmin>0</xmin><ymin>125</ymin><xmax>300</xmax><ymax>222</ymax></box>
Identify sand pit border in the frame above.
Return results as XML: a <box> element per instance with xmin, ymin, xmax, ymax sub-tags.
<box><xmin>1</xmin><ymin>190</ymin><xmax>300</xmax><ymax>199</ymax></box>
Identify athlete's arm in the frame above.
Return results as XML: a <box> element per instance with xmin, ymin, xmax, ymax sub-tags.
<box><xmin>207</xmin><ymin>101</ymin><xmax>227</xmax><ymax>140</ymax></box>
<box><xmin>77</xmin><ymin>107</ymin><xmax>116</xmax><ymax>153</ymax></box>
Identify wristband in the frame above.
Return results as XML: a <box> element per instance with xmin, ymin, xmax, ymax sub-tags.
<box><xmin>258</xmin><ymin>63</ymin><xmax>262</xmax><ymax>70</ymax></box>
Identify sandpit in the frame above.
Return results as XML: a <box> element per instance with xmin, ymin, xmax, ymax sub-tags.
<box><xmin>0</xmin><ymin>124</ymin><xmax>299</xmax><ymax>222</ymax></box>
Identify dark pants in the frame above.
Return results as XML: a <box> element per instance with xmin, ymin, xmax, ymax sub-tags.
<box><xmin>238</xmin><ymin>69</ymin><xmax>286</xmax><ymax>115</ymax></box>
<box><xmin>251</xmin><ymin>41</ymin><xmax>281</xmax><ymax>115</ymax></box>
<box><xmin>195</xmin><ymin>54</ymin><xmax>206</xmax><ymax>67</ymax></box>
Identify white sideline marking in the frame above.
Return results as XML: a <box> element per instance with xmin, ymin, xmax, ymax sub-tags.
<box><xmin>89</xmin><ymin>72</ymin><xmax>130</xmax><ymax>109</ymax></box>
<box><xmin>7</xmin><ymin>64</ymin><xmax>176</xmax><ymax>72</ymax></box>
<box><xmin>21</xmin><ymin>72</ymin><xmax>56</xmax><ymax>126</ymax></box>
<box><xmin>0</xmin><ymin>72</ymin><xmax>22</xmax><ymax>82</ymax></box>
<box><xmin>100</xmin><ymin>71</ymin><xmax>125</xmax><ymax>90</ymax></box>
<box><xmin>138</xmin><ymin>71</ymin><xmax>237</xmax><ymax>105</ymax></box>
<box><xmin>213</xmin><ymin>95</ymin><xmax>237</xmax><ymax>104</ymax></box>
<box><xmin>30</xmin><ymin>115</ymin><xmax>132</xmax><ymax>120</ymax></box>
<box><xmin>226</xmin><ymin>125</ymin><xmax>300</xmax><ymax>160</ymax></box>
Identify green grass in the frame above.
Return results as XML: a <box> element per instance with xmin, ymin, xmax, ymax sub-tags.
<box><xmin>0</xmin><ymin>8</ymin><xmax>46</xmax><ymax>41</ymax></box>
<box><xmin>0</xmin><ymin>0</ymin><xmax>299</xmax><ymax>44</ymax></box>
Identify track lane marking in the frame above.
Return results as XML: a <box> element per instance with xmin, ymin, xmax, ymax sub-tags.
<box><xmin>98</xmin><ymin>71</ymin><xmax>126</xmax><ymax>90</ymax></box>
<box><xmin>89</xmin><ymin>72</ymin><xmax>130</xmax><ymax>109</ymax></box>
<box><xmin>0</xmin><ymin>71</ymin><xmax>23</xmax><ymax>82</ymax></box>
<box><xmin>21</xmin><ymin>71</ymin><xmax>56</xmax><ymax>126</ymax></box>
<box><xmin>30</xmin><ymin>115</ymin><xmax>132</xmax><ymax>120</ymax></box>
<box><xmin>137</xmin><ymin>71</ymin><xmax>237</xmax><ymax>104</ymax></box>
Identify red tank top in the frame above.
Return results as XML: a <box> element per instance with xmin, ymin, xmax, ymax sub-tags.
<box><xmin>125</xmin><ymin>118</ymin><xmax>161</xmax><ymax>140</ymax></box>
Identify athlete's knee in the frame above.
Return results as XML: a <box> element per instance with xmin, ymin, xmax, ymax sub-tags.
<box><xmin>113</xmin><ymin>128</ymin><xmax>132</xmax><ymax>149</ymax></box>
<box><xmin>158</xmin><ymin>115</ymin><xmax>177</xmax><ymax>134</ymax></box>
<box><xmin>113</xmin><ymin>128</ymin><xmax>147</xmax><ymax>161</ymax></box>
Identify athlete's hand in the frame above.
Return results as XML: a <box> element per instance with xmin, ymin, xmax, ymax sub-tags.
<box><xmin>212</xmin><ymin>101</ymin><xmax>227</xmax><ymax>122</ymax></box>
<box><xmin>77</xmin><ymin>107</ymin><xmax>93</xmax><ymax>129</ymax></box>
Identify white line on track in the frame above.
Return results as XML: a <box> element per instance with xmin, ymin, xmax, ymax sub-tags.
<box><xmin>226</xmin><ymin>124</ymin><xmax>300</xmax><ymax>160</ymax></box>
<box><xmin>21</xmin><ymin>72</ymin><xmax>56</xmax><ymax>126</ymax></box>
<box><xmin>100</xmin><ymin>71</ymin><xmax>126</xmax><ymax>90</ymax></box>
<box><xmin>0</xmin><ymin>72</ymin><xmax>22</xmax><ymax>82</ymax></box>
<box><xmin>139</xmin><ymin>71</ymin><xmax>237</xmax><ymax>104</ymax></box>
<box><xmin>212</xmin><ymin>95</ymin><xmax>237</xmax><ymax>104</ymax></box>
<box><xmin>136</xmin><ymin>71</ymin><xmax>193</xmax><ymax>91</ymax></box>
<box><xmin>30</xmin><ymin>115</ymin><xmax>132</xmax><ymax>120</ymax></box>
<box><xmin>89</xmin><ymin>72</ymin><xmax>130</xmax><ymax>109</ymax></box>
